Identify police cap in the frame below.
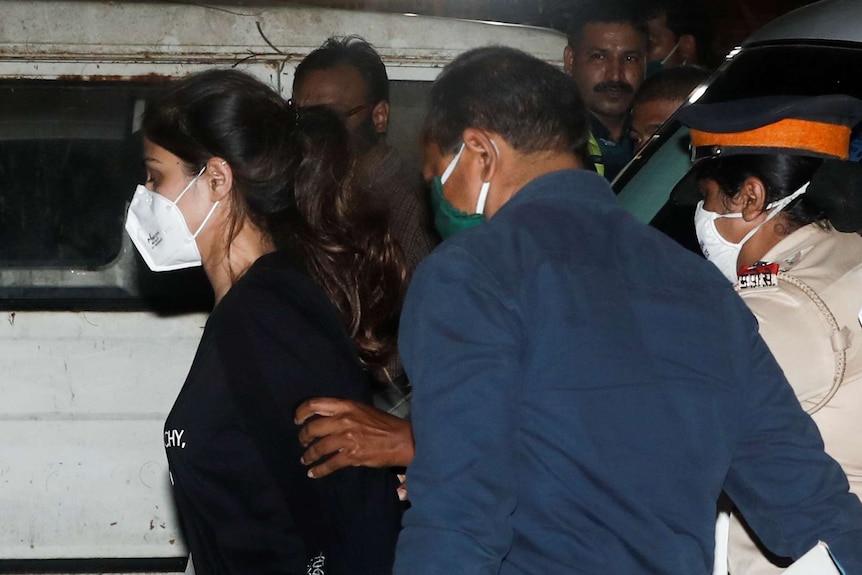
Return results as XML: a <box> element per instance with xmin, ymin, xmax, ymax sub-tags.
<box><xmin>670</xmin><ymin>94</ymin><xmax>862</xmax><ymax>205</ymax></box>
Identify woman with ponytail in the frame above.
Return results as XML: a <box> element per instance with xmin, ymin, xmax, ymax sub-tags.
<box><xmin>126</xmin><ymin>69</ymin><xmax>404</xmax><ymax>575</ymax></box>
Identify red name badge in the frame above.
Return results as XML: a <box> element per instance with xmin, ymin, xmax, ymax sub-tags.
<box><xmin>737</xmin><ymin>261</ymin><xmax>779</xmax><ymax>289</ymax></box>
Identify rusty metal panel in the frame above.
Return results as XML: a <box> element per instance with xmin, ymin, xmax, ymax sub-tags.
<box><xmin>0</xmin><ymin>1</ymin><xmax>566</xmax><ymax>68</ymax></box>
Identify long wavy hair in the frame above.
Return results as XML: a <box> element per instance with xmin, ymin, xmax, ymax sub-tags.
<box><xmin>142</xmin><ymin>69</ymin><xmax>406</xmax><ymax>380</ymax></box>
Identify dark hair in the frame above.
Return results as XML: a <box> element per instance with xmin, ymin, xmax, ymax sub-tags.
<box><xmin>565</xmin><ymin>1</ymin><xmax>649</xmax><ymax>50</ymax></box>
<box><xmin>633</xmin><ymin>66</ymin><xmax>710</xmax><ymax>108</ymax></box>
<box><xmin>423</xmin><ymin>46</ymin><xmax>589</xmax><ymax>160</ymax></box>
<box><xmin>293</xmin><ymin>35</ymin><xmax>389</xmax><ymax>105</ymax></box>
<box><xmin>645</xmin><ymin>0</ymin><xmax>713</xmax><ymax>64</ymax></box>
<box><xmin>143</xmin><ymin>69</ymin><xmax>405</xmax><ymax>380</ymax></box>
<box><xmin>693</xmin><ymin>154</ymin><xmax>826</xmax><ymax>230</ymax></box>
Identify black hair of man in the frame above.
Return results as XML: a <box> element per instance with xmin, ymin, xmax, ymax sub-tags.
<box><xmin>565</xmin><ymin>0</ymin><xmax>649</xmax><ymax>50</ymax></box>
<box><xmin>633</xmin><ymin>66</ymin><xmax>711</xmax><ymax>108</ymax></box>
<box><xmin>293</xmin><ymin>35</ymin><xmax>389</xmax><ymax>105</ymax></box>
<box><xmin>423</xmin><ymin>46</ymin><xmax>589</xmax><ymax>160</ymax></box>
<box><xmin>645</xmin><ymin>0</ymin><xmax>713</xmax><ymax>65</ymax></box>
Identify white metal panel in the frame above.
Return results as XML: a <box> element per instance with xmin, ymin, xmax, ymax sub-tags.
<box><xmin>0</xmin><ymin>310</ymin><xmax>206</xmax><ymax>559</ymax></box>
<box><xmin>0</xmin><ymin>1</ymin><xmax>567</xmax><ymax>67</ymax></box>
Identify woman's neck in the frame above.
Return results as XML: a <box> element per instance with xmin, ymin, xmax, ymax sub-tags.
<box><xmin>738</xmin><ymin>213</ymin><xmax>798</xmax><ymax>270</ymax></box>
<box><xmin>202</xmin><ymin>224</ymin><xmax>274</xmax><ymax>306</ymax></box>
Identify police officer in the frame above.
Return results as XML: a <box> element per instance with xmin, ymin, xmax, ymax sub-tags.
<box><xmin>671</xmin><ymin>94</ymin><xmax>862</xmax><ymax>575</ymax></box>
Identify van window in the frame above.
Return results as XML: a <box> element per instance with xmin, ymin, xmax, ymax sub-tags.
<box><xmin>0</xmin><ymin>80</ymin><xmax>147</xmax><ymax>267</ymax></box>
<box><xmin>0</xmin><ymin>79</ymin><xmax>213</xmax><ymax>312</ymax></box>
<box><xmin>388</xmin><ymin>80</ymin><xmax>431</xmax><ymax>175</ymax></box>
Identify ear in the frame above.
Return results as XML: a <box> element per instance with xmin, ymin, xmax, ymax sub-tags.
<box><xmin>735</xmin><ymin>176</ymin><xmax>768</xmax><ymax>222</ymax></box>
<box><xmin>564</xmin><ymin>45</ymin><xmax>575</xmax><ymax>75</ymax></box>
<box><xmin>371</xmin><ymin>100</ymin><xmax>389</xmax><ymax>134</ymax></box>
<box><xmin>461</xmin><ymin>127</ymin><xmax>500</xmax><ymax>183</ymax></box>
<box><xmin>205</xmin><ymin>157</ymin><xmax>233</xmax><ymax>203</ymax></box>
<box><xmin>678</xmin><ymin>34</ymin><xmax>697</xmax><ymax>65</ymax></box>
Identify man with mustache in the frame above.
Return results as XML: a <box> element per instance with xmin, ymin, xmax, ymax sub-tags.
<box><xmin>564</xmin><ymin>1</ymin><xmax>647</xmax><ymax>181</ymax></box>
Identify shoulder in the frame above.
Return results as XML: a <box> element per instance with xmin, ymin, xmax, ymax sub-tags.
<box><xmin>743</xmin><ymin>227</ymin><xmax>862</xmax><ymax>315</ymax></box>
<box><xmin>767</xmin><ymin>225</ymin><xmax>862</xmax><ymax>282</ymax></box>
<box><xmin>213</xmin><ymin>251</ymin><xmax>345</xmax><ymax>340</ymax></box>
<box><xmin>739</xmin><ymin>227</ymin><xmax>862</xmax><ymax>407</ymax></box>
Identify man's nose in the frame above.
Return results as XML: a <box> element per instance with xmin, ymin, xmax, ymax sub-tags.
<box><xmin>605</xmin><ymin>57</ymin><xmax>623</xmax><ymax>81</ymax></box>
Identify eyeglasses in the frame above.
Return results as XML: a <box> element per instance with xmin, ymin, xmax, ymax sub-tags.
<box><xmin>343</xmin><ymin>103</ymin><xmax>368</xmax><ymax>119</ymax></box>
<box><xmin>290</xmin><ymin>100</ymin><xmax>369</xmax><ymax>122</ymax></box>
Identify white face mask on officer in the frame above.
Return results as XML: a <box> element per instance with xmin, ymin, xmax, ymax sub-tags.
<box><xmin>125</xmin><ymin>166</ymin><xmax>220</xmax><ymax>272</ymax></box>
<box><xmin>694</xmin><ymin>181</ymin><xmax>809</xmax><ymax>283</ymax></box>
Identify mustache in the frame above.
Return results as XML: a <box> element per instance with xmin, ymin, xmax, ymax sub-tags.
<box><xmin>593</xmin><ymin>81</ymin><xmax>634</xmax><ymax>94</ymax></box>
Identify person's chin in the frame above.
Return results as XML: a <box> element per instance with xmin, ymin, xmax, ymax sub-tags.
<box><xmin>595</xmin><ymin>101</ymin><xmax>631</xmax><ymax>118</ymax></box>
<box><xmin>600</xmin><ymin>90</ymin><xmax>632</xmax><ymax>105</ymax></box>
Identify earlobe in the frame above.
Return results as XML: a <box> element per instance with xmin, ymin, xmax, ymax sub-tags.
<box><xmin>206</xmin><ymin>157</ymin><xmax>233</xmax><ymax>202</ymax></box>
<box><xmin>372</xmin><ymin>101</ymin><xmax>389</xmax><ymax>134</ymax></box>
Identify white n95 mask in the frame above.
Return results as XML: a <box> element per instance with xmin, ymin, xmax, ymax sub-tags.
<box><xmin>124</xmin><ymin>167</ymin><xmax>219</xmax><ymax>272</ymax></box>
<box><xmin>694</xmin><ymin>181</ymin><xmax>809</xmax><ymax>283</ymax></box>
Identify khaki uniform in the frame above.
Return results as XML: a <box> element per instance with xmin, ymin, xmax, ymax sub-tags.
<box><xmin>728</xmin><ymin>224</ymin><xmax>862</xmax><ymax>574</ymax></box>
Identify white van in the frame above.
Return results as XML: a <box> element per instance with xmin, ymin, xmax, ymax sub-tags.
<box><xmin>0</xmin><ymin>2</ymin><xmax>566</xmax><ymax>572</ymax></box>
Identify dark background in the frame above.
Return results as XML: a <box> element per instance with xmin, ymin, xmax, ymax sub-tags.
<box><xmin>281</xmin><ymin>0</ymin><xmax>818</xmax><ymax>66</ymax></box>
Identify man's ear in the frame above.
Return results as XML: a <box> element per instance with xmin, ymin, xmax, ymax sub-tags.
<box><xmin>736</xmin><ymin>176</ymin><xmax>768</xmax><ymax>222</ymax></box>
<box><xmin>564</xmin><ymin>45</ymin><xmax>575</xmax><ymax>75</ymax></box>
<box><xmin>678</xmin><ymin>34</ymin><xmax>697</xmax><ymax>65</ymax></box>
<box><xmin>461</xmin><ymin>127</ymin><xmax>500</xmax><ymax>183</ymax></box>
<box><xmin>371</xmin><ymin>100</ymin><xmax>389</xmax><ymax>134</ymax></box>
<box><xmin>205</xmin><ymin>157</ymin><xmax>233</xmax><ymax>202</ymax></box>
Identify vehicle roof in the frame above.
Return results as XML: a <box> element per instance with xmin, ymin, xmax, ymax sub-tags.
<box><xmin>744</xmin><ymin>0</ymin><xmax>862</xmax><ymax>46</ymax></box>
<box><xmin>0</xmin><ymin>0</ymin><xmax>566</xmax><ymax>66</ymax></box>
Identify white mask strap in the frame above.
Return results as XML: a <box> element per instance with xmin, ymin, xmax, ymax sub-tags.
<box><xmin>475</xmin><ymin>182</ymin><xmax>490</xmax><ymax>215</ymax></box>
<box><xmin>192</xmin><ymin>201</ymin><xmax>220</xmax><ymax>239</ymax></box>
<box><xmin>175</xmin><ymin>165</ymin><xmax>207</xmax><ymax>204</ymax></box>
<box><xmin>661</xmin><ymin>40</ymin><xmax>680</xmax><ymax>65</ymax></box>
<box><xmin>737</xmin><ymin>181</ymin><xmax>810</xmax><ymax>245</ymax></box>
<box><xmin>441</xmin><ymin>144</ymin><xmax>466</xmax><ymax>185</ymax></box>
<box><xmin>475</xmin><ymin>140</ymin><xmax>500</xmax><ymax>215</ymax></box>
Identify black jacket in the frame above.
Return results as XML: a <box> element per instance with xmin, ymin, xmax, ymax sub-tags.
<box><xmin>164</xmin><ymin>251</ymin><xmax>401</xmax><ymax>575</ymax></box>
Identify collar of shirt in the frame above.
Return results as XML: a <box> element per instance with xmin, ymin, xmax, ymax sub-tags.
<box><xmin>589</xmin><ymin>113</ymin><xmax>632</xmax><ymax>146</ymax></box>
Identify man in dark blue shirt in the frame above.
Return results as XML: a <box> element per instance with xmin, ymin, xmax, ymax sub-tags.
<box><xmin>393</xmin><ymin>46</ymin><xmax>862</xmax><ymax>575</ymax></box>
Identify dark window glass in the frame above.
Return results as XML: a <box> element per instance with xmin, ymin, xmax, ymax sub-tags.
<box><xmin>388</xmin><ymin>80</ymin><xmax>431</xmax><ymax>176</ymax></box>
<box><xmin>0</xmin><ymin>80</ymin><xmax>211</xmax><ymax>312</ymax></box>
<box><xmin>0</xmin><ymin>81</ymin><xmax>148</xmax><ymax>267</ymax></box>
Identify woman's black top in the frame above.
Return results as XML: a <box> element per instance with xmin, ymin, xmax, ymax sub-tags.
<box><xmin>164</xmin><ymin>251</ymin><xmax>402</xmax><ymax>575</ymax></box>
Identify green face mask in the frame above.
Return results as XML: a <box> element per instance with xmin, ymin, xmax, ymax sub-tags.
<box><xmin>428</xmin><ymin>142</ymin><xmax>491</xmax><ymax>240</ymax></box>
<box><xmin>430</xmin><ymin>175</ymin><xmax>485</xmax><ymax>240</ymax></box>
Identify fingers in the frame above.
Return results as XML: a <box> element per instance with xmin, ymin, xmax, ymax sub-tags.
<box><xmin>306</xmin><ymin>450</ymin><xmax>355</xmax><ymax>479</ymax></box>
<box><xmin>300</xmin><ymin>433</ymin><xmax>353</xmax><ymax>467</ymax></box>
<box><xmin>294</xmin><ymin>397</ymin><xmax>354</xmax><ymax>425</ymax></box>
<box><xmin>298</xmin><ymin>414</ymin><xmax>347</xmax><ymax>447</ymax></box>
<box><xmin>396</xmin><ymin>474</ymin><xmax>408</xmax><ymax>502</ymax></box>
